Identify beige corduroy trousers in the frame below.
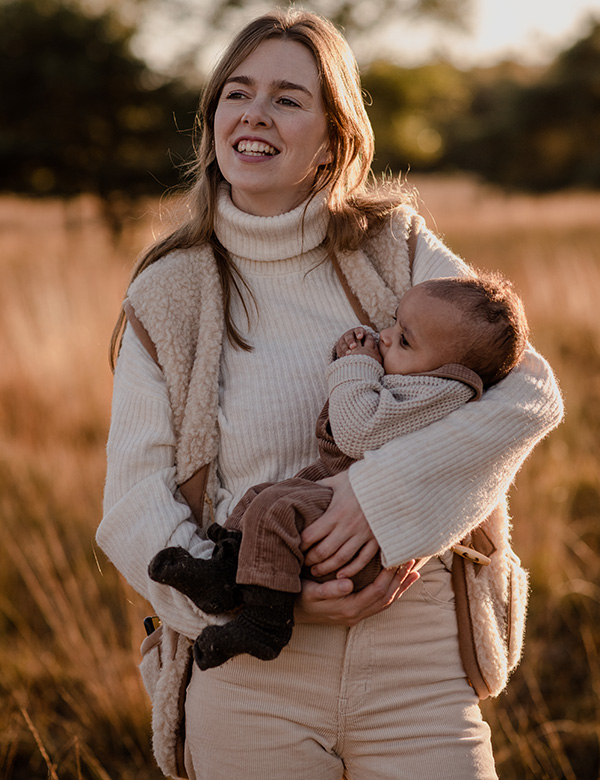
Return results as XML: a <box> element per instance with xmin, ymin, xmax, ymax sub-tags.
<box><xmin>183</xmin><ymin>557</ymin><xmax>497</xmax><ymax>780</ymax></box>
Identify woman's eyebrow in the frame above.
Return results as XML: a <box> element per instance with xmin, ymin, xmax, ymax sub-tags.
<box><xmin>275</xmin><ymin>79</ymin><xmax>312</xmax><ymax>97</ymax></box>
<box><xmin>224</xmin><ymin>74</ymin><xmax>313</xmax><ymax>97</ymax></box>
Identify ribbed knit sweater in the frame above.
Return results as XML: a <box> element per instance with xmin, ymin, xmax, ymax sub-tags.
<box><xmin>98</xmin><ymin>186</ymin><xmax>563</xmax><ymax>645</ymax></box>
<box><xmin>326</xmin><ymin>356</ymin><xmax>477</xmax><ymax>460</ymax></box>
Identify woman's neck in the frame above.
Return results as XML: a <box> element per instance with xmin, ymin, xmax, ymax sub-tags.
<box><xmin>214</xmin><ymin>184</ymin><xmax>329</xmax><ymax>263</ymax></box>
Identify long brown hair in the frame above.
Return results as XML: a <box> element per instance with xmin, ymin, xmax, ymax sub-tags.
<box><xmin>110</xmin><ymin>9</ymin><xmax>409</xmax><ymax>369</ymax></box>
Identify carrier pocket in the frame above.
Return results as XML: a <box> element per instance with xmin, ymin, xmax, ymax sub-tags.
<box><xmin>139</xmin><ymin>621</ymin><xmax>163</xmax><ymax>701</ymax></box>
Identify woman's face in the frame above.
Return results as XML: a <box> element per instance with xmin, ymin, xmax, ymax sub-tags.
<box><xmin>214</xmin><ymin>38</ymin><xmax>331</xmax><ymax>216</ymax></box>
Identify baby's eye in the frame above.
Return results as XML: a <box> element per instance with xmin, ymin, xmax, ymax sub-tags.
<box><xmin>400</xmin><ymin>333</ymin><xmax>409</xmax><ymax>348</ymax></box>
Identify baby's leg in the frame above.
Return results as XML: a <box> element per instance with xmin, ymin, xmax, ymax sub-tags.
<box><xmin>147</xmin><ymin>482</ymin><xmax>275</xmax><ymax>615</ymax></box>
<box><xmin>193</xmin><ymin>481</ymin><xmax>332</xmax><ymax>669</ymax></box>
<box><xmin>225</xmin><ymin>481</ymin><xmax>276</xmax><ymax>532</ymax></box>
<box><xmin>235</xmin><ymin>478</ymin><xmax>382</xmax><ymax>592</ymax></box>
<box><xmin>147</xmin><ymin>523</ymin><xmax>242</xmax><ymax>614</ymax></box>
<box><xmin>234</xmin><ymin>478</ymin><xmax>333</xmax><ymax>592</ymax></box>
<box><xmin>194</xmin><ymin>585</ymin><xmax>296</xmax><ymax>670</ymax></box>
<box><xmin>192</xmin><ymin>480</ymin><xmax>383</xmax><ymax>669</ymax></box>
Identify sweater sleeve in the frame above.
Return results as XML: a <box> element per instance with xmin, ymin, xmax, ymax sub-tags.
<box><xmin>348</xmin><ymin>228</ymin><xmax>564</xmax><ymax>566</ymax></box>
<box><xmin>326</xmin><ymin>355</ymin><xmax>473</xmax><ymax>459</ymax></box>
<box><xmin>96</xmin><ymin>325</ymin><xmax>221</xmax><ymax>640</ymax></box>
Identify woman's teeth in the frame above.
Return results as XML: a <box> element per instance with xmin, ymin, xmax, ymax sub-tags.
<box><xmin>236</xmin><ymin>140</ymin><xmax>278</xmax><ymax>156</ymax></box>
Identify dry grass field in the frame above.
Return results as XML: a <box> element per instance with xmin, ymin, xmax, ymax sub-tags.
<box><xmin>1</xmin><ymin>175</ymin><xmax>598</xmax><ymax>779</ymax></box>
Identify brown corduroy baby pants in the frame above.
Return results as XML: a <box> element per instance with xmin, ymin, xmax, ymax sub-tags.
<box><xmin>224</xmin><ymin>401</ymin><xmax>382</xmax><ymax>593</ymax></box>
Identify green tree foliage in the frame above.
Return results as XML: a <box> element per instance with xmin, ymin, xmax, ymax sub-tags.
<box><xmin>445</xmin><ymin>20</ymin><xmax>600</xmax><ymax>191</ymax></box>
<box><xmin>0</xmin><ymin>0</ymin><xmax>197</xmax><ymax>201</ymax></box>
<box><xmin>362</xmin><ymin>19</ymin><xmax>600</xmax><ymax>191</ymax></box>
<box><xmin>206</xmin><ymin>0</ymin><xmax>472</xmax><ymax>36</ymax></box>
<box><xmin>3</xmin><ymin>0</ymin><xmax>598</xmax><ymax>201</ymax></box>
<box><xmin>362</xmin><ymin>60</ymin><xmax>471</xmax><ymax>172</ymax></box>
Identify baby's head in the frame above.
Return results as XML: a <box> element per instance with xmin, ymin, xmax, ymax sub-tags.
<box><xmin>379</xmin><ymin>272</ymin><xmax>529</xmax><ymax>388</ymax></box>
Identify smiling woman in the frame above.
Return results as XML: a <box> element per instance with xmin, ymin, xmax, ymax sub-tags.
<box><xmin>214</xmin><ymin>39</ymin><xmax>331</xmax><ymax>215</ymax></box>
<box><xmin>97</xmin><ymin>9</ymin><xmax>563</xmax><ymax>780</ymax></box>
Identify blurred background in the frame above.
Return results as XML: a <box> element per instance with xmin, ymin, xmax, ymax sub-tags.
<box><xmin>1</xmin><ymin>0</ymin><xmax>599</xmax><ymax>778</ymax></box>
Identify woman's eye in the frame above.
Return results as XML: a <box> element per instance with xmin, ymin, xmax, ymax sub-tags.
<box><xmin>224</xmin><ymin>90</ymin><xmax>246</xmax><ymax>100</ymax></box>
<box><xmin>278</xmin><ymin>97</ymin><xmax>300</xmax><ymax>107</ymax></box>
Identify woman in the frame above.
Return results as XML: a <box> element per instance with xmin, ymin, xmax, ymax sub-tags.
<box><xmin>97</xmin><ymin>9</ymin><xmax>563</xmax><ymax>780</ymax></box>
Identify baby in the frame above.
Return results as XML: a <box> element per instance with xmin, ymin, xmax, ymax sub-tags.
<box><xmin>149</xmin><ymin>271</ymin><xmax>529</xmax><ymax>670</ymax></box>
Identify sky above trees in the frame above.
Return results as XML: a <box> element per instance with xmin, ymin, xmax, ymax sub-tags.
<box><xmin>131</xmin><ymin>0</ymin><xmax>599</xmax><ymax>74</ymax></box>
<box><xmin>364</xmin><ymin>0</ymin><xmax>600</xmax><ymax>67</ymax></box>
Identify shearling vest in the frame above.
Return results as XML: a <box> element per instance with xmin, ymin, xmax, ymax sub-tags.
<box><xmin>125</xmin><ymin>207</ymin><xmax>415</xmax><ymax>523</ymax></box>
<box><xmin>127</xmin><ymin>208</ymin><xmax>528</xmax><ymax>779</ymax></box>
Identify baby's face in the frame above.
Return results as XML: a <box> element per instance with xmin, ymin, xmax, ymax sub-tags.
<box><xmin>379</xmin><ymin>285</ymin><xmax>464</xmax><ymax>375</ymax></box>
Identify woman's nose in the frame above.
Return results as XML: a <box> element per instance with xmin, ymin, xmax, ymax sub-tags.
<box><xmin>242</xmin><ymin>98</ymin><xmax>272</xmax><ymax>127</ymax></box>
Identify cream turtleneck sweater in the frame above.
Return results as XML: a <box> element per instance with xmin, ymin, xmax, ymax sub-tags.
<box><xmin>99</xmin><ymin>188</ymin><xmax>563</xmax><ymax>642</ymax></box>
<box><xmin>212</xmin><ymin>190</ymin><xmax>359</xmax><ymax>524</ymax></box>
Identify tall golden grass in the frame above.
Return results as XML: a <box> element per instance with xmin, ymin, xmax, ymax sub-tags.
<box><xmin>1</xmin><ymin>176</ymin><xmax>598</xmax><ymax>779</ymax></box>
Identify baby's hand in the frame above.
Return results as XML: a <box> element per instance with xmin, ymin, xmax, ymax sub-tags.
<box><xmin>336</xmin><ymin>328</ymin><xmax>382</xmax><ymax>364</ymax></box>
<box><xmin>336</xmin><ymin>327</ymin><xmax>367</xmax><ymax>358</ymax></box>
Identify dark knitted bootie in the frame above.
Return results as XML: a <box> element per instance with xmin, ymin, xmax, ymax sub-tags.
<box><xmin>147</xmin><ymin>523</ymin><xmax>243</xmax><ymax>614</ymax></box>
<box><xmin>193</xmin><ymin>585</ymin><xmax>296</xmax><ymax>670</ymax></box>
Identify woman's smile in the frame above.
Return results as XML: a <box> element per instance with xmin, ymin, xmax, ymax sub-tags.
<box><xmin>214</xmin><ymin>38</ymin><xmax>331</xmax><ymax>216</ymax></box>
<box><xmin>234</xmin><ymin>138</ymin><xmax>280</xmax><ymax>157</ymax></box>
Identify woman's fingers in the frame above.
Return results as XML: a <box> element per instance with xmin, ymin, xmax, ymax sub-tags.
<box><xmin>300</xmin><ymin>511</ymin><xmax>335</xmax><ymax>554</ymax></box>
<box><xmin>302</xmin><ymin>472</ymin><xmax>371</xmax><ymax>569</ymax></box>
<box><xmin>334</xmin><ymin>539</ymin><xmax>380</xmax><ymax>579</ymax></box>
<box><xmin>347</xmin><ymin>563</ymin><xmax>419</xmax><ymax>622</ymax></box>
<box><xmin>308</xmin><ymin>528</ymin><xmax>373</xmax><ymax>575</ymax></box>
<box><xmin>294</xmin><ymin>578</ymin><xmax>354</xmax><ymax>624</ymax></box>
<box><xmin>296</xmin><ymin>562</ymin><xmax>419</xmax><ymax>626</ymax></box>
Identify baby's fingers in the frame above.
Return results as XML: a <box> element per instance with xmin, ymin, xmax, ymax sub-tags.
<box><xmin>351</xmin><ymin>327</ymin><xmax>366</xmax><ymax>346</ymax></box>
<box><xmin>335</xmin><ymin>335</ymin><xmax>352</xmax><ymax>357</ymax></box>
<box><xmin>343</xmin><ymin>327</ymin><xmax>365</xmax><ymax>345</ymax></box>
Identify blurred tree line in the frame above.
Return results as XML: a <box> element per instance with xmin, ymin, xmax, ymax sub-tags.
<box><xmin>1</xmin><ymin>0</ymin><xmax>599</xmax><ymax>212</ymax></box>
<box><xmin>0</xmin><ymin>0</ymin><xmax>197</xmax><ymax>229</ymax></box>
<box><xmin>364</xmin><ymin>19</ymin><xmax>600</xmax><ymax>191</ymax></box>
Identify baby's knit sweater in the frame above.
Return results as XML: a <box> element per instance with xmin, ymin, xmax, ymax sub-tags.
<box><xmin>326</xmin><ymin>356</ymin><xmax>475</xmax><ymax>460</ymax></box>
<box><xmin>98</xmin><ymin>188</ymin><xmax>563</xmax><ymax>642</ymax></box>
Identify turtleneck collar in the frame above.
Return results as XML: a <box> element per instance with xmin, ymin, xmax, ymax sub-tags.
<box><xmin>214</xmin><ymin>183</ymin><xmax>330</xmax><ymax>262</ymax></box>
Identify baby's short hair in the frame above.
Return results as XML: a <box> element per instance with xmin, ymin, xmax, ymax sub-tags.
<box><xmin>420</xmin><ymin>272</ymin><xmax>529</xmax><ymax>388</ymax></box>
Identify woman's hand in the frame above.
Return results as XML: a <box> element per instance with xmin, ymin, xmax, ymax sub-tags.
<box><xmin>295</xmin><ymin>564</ymin><xmax>419</xmax><ymax>626</ymax></box>
<box><xmin>297</xmin><ymin>469</ymin><xmax>420</xmax><ymax>625</ymax></box>
<box><xmin>301</xmin><ymin>471</ymin><xmax>377</xmax><ymax>578</ymax></box>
